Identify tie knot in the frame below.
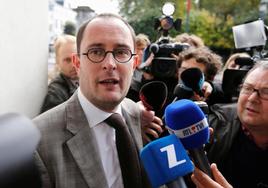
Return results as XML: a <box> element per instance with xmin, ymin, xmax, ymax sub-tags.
<box><xmin>105</xmin><ymin>113</ymin><xmax>126</xmax><ymax>130</ymax></box>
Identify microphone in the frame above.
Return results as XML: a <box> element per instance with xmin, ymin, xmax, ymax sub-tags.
<box><xmin>165</xmin><ymin>99</ymin><xmax>212</xmax><ymax>178</ymax></box>
<box><xmin>172</xmin><ymin>84</ymin><xmax>194</xmax><ymax>101</ymax></box>
<box><xmin>180</xmin><ymin>67</ymin><xmax>205</xmax><ymax>97</ymax></box>
<box><xmin>139</xmin><ymin>81</ymin><xmax>169</xmax><ymax>140</ymax></box>
<box><xmin>139</xmin><ymin>81</ymin><xmax>168</xmax><ymax>115</ymax></box>
<box><xmin>0</xmin><ymin>113</ymin><xmax>41</xmax><ymax>188</ymax></box>
<box><xmin>140</xmin><ymin>134</ymin><xmax>194</xmax><ymax>188</ymax></box>
<box><xmin>172</xmin><ymin>68</ymin><xmax>205</xmax><ymax>102</ymax></box>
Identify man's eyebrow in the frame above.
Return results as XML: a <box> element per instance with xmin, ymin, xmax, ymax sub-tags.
<box><xmin>86</xmin><ymin>43</ymin><xmax>103</xmax><ymax>49</ymax></box>
<box><xmin>116</xmin><ymin>44</ymin><xmax>131</xmax><ymax>49</ymax></box>
<box><xmin>84</xmin><ymin>43</ymin><xmax>132</xmax><ymax>50</ymax></box>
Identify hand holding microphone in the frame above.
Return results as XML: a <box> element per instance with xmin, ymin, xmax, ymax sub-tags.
<box><xmin>139</xmin><ymin>81</ymin><xmax>168</xmax><ymax>141</ymax></box>
<box><xmin>165</xmin><ymin>99</ymin><xmax>213</xmax><ymax>178</ymax></box>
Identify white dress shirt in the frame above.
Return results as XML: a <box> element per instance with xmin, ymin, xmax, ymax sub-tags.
<box><xmin>77</xmin><ymin>88</ymin><xmax>124</xmax><ymax>188</ymax></box>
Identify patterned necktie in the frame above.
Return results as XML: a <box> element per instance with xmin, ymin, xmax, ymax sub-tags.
<box><xmin>105</xmin><ymin>113</ymin><xmax>142</xmax><ymax>188</ymax></box>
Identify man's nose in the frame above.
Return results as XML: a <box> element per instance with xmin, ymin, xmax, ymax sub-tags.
<box><xmin>102</xmin><ymin>53</ymin><xmax>117</xmax><ymax>69</ymax></box>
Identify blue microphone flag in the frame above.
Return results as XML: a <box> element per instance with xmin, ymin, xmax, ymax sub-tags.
<box><xmin>140</xmin><ymin>134</ymin><xmax>194</xmax><ymax>187</ymax></box>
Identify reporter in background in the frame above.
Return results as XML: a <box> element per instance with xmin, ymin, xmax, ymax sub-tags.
<box><xmin>207</xmin><ymin>60</ymin><xmax>268</xmax><ymax>188</ymax></box>
<box><xmin>127</xmin><ymin>33</ymin><xmax>151</xmax><ymax>102</ymax></box>
<box><xmin>174</xmin><ymin>33</ymin><xmax>205</xmax><ymax>48</ymax></box>
<box><xmin>177</xmin><ymin>46</ymin><xmax>224</xmax><ymax>105</ymax></box>
<box><xmin>40</xmin><ymin>35</ymin><xmax>79</xmax><ymax>113</ymax></box>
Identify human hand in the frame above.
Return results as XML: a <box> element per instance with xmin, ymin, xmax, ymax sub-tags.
<box><xmin>138</xmin><ymin>101</ymin><xmax>164</xmax><ymax>143</ymax></box>
<box><xmin>191</xmin><ymin>163</ymin><xmax>233</xmax><ymax>188</ymax></box>
<box><xmin>202</xmin><ymin>81</ymin><xmax>213</xmax><ymax>99</ymax></box>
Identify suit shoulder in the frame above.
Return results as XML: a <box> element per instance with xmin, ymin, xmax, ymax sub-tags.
<box><xmin>33</xmin><ymin>104</ymin><xmax>66</xmax><ymax>132</ymax></box>
<box><xmin>122</xmin><ymin>98</ymin><xmax>140</xmax><ymax>115</ymax></box>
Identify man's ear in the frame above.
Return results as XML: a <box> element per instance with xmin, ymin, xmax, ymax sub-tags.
<box><xmin>72</xmin><ymin>53</ymin><xmax>80</xmax><ymax>71</ymax></box>
<box><xmin>133</xmin><ymin>55</ymin><xmax>138</xmax><ymax>69</ymax></box>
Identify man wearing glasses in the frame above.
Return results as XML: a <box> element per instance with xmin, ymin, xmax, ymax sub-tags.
<box><xmin>205</xmin><ymin>60</ymin><xmax>268</xmax><ymax>188</ymax></box>
<box><xmin>34</xmin><ymin>13</ymin><xmax>153</xmax><ymax>188</ymax></box>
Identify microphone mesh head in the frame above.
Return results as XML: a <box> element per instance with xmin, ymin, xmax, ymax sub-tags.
<box><xmin>139</xmin><ymin>81</ymin><xmax>168</xmax><ymax>111</ymax></box>
<box><xmin>165</xmin><ymin>99</ymin><xmax>209</xmax><ymax>149</ymax></box>
<box><xmin>180</xmin><ymin>67</ymin><xmax>204</xmax><ymax>92</ymax></box>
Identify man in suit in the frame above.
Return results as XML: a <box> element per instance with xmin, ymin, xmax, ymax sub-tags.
<box><xmin>34</xmin><ymin>13</ymin><xmax>154</xmax><ymax>188</ymax></box>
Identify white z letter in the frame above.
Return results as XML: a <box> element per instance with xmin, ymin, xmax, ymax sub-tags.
<box><xmin>160</xmin><ymin>144</ymin><xmax>186</xmax><ymax>168</ymax></box>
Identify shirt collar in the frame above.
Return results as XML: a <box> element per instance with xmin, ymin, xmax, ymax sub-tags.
<box><xmin>77</xmin><ymin>87</ymin><xmax>122</xmax><ymax>128</ymax></box>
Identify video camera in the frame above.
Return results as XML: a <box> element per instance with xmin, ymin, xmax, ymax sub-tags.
<box><xmin>143</xmin><ymin>2</ymin><xmax>189</xmax><ymax>78</ymax></box>
<box><xmin>222</xmin><ymin>19</ymin><xmax>268</xmax><ymax>101</ymax></box>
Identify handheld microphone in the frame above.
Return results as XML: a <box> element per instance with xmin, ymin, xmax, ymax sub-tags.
<box><xmin>165</xmin><ymin>99</ymin><xmax>212</xmax><ymax>178</ymax></box>
<box><xmin>180</xmin><ymin>67</ymin><xmax>205</xmax><ymax>97</ymax></box>
<box><xmin>139</xmin><ymin>81</ymin><xmax>168</xmax><ymax>115</ymax></box>
<box><xmin>140</xmin><ymin>134</ymin><xmax>194</xmax><ymax>188</ymax></box>
<box><xmin>172</xmin><ymin>84</ymin><xmax>194</xmax><ymax>101</ymax></box>
<box><xmin>172</xmin><ymin>68</ymin><xmax>205</xmax><ymax>103</ymax></box>
<box><xmin>139</xmin><ymin>81</ymin><xmax>169</xmax><ymax>140</ymax></box>
<box><xmin>0</xmin><ymin>113</ymin><xmax>41</xmax><ymax>188</ymax></box>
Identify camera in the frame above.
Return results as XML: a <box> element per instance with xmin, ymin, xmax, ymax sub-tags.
<box><xmin>222</xmin><ymin>19</ymin><xmax>268</xmax><ymax>101</ymax></box>
<box><xmin>149</xmin><ymin>39</ymin><xmax>189</xmax><ymax>78</ymax></box>
<box><xmin>143</xmin><ymin>2</ymin><xmax>189</xmax><ymax>78</ymax></box>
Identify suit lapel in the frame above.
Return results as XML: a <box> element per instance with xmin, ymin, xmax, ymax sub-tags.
<box><xmin>66</xmin><ymin>93</ymin><xmax>108</xmax><ymax>188</ymax></box>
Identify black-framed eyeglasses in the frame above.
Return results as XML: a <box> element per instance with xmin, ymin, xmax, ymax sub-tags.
<box><xmin>82</xmin><ymin>48</ymin><xmax>136</xmax><ymax>63</ymax></box>
<box><xmin>239</xmin><ymin>84</ymin><xmax>268</xmax><ymax>100</ymax></box>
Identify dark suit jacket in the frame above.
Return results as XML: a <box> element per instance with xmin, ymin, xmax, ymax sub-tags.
<box><xmin>34</xmin><ymin>92</ymin><xmax>144</xmax><ymax>188</ymax></box>
<box><xmin>40</xmin><ymin>73</ymin><xmax>78</xmax><ymax>113</ymax></box>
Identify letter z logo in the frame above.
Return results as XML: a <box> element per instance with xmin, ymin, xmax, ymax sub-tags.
<box><xmin>160</xmin><ymin>144</ymin><xmax>186</xmax><ymax>168</ymax></box>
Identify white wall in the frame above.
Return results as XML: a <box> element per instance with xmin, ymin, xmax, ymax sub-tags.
<box><xmin>0</xmin><ymin>1</ymin><xmax>48</xmax><ymax>118</ymax></box>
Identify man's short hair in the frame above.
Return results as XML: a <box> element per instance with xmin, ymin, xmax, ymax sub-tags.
<box><xmin>179</xmin><ymin>47</ymin><xmax>222</xmax><ymax>81</ymax></box>
<box><xmin>76</xmin><ymin>13</ymin><xmax>136</xmax><ymax>54</ymax></box>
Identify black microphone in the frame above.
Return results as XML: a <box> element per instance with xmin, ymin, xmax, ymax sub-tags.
<box><xmin>139</xmin><ymin>81</ymin><xmax>169</xmax><ymax>140</ymax></box>
<box><xmin>172</xmin><ymin>68</ymin><xmax>205</xmax><ymax>102</ymax></box>
<box><xmin>139</xmin><ymin>81</ymin><xmax>168</xmax><ymax>117</ymax></box>
<box><xmin>0</xmin><ymin>113</ymin><xmax>42</xmax><ymax>188</ymax></box>
<box><xmin>172</xmin><ymin>84</ymin><xmax>194</xmax><ymax>101</ymax></box>
<box><xmin>180</xmin><ymin>67</ymin><xmax>205</xmax><ymax>97</ymax></box>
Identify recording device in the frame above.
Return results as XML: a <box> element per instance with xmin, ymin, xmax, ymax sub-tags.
<box><xmin>139</xmin><ymin>81</ymin><xmax>168</xmax><ymax>114</ymax></box>
<box><xmin>149</xmin><ymin>42</ymin><xmax>190</xmax><ymax>78</ymax></box>
<box><xmin>222</xmin><ymin>19</ymin><xmax>268</xmax><ymax>101</ymax></box>
<box><xmin>234</xmin><ymin>56</ymin><xmax>255</xmax><ymax>67</ymax></box>
<box><xmin>222</xmin><ymin>69</ymin><xmax>248</xmax><ymax>101</ymax></box>
<box><xmin>173</xmin><ymin>67</ymin><xmax>205</xmax><ymax>101</ymax></box>
<box><xmin>0</xmin><ymin>113</ymin><xmax>42</xmax><ymax>188</ymax></box>
<box><xmin>143</xmin><ymin>2</ymin><xmax>189</xmax><ymax>78</ymax></box>
<box><xmin>165</xmin><ymin>99</ymin><xmax>212</xmax><ymax>178</ymax></box>
<box><xmin>140</xmin><ymin>134</ymin><xmax>194</xmax><ymax>188</ymax></box>
<box><xmin>139</xmin><ymin>81</ymin><xmax>169</xmax><ymax>140</ymax></box>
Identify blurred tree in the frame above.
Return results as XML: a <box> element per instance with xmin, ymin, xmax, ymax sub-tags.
<box><xmin>63</xmin><ymin>21</ymin><xmax>76</xmax><ymax>36</ymax></box>
<box><xmin>198</xmin><ymin>0</ymin><xmax>260</xmax><ymax>23</ymax></box>
<box><xmin>118</xmin><ymin>0</ymin><xmax>261</xmax><ymax>55</ymax></box>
